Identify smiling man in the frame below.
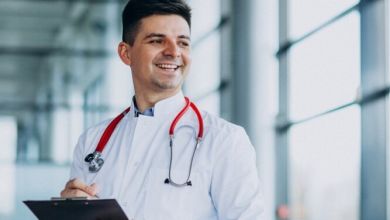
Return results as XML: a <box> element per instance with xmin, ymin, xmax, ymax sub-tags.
<box><xmin>119</xmin><ymin>13</ymin><xmax>191</xmax><ymax>110</ymax></box>
<box><xmin>60</xmin><ymin>0</ymin><xmax>264</xmax><ymax>219</ymax></box>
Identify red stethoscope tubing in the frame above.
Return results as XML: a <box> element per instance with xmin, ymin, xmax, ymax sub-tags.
<box><xmin>95</xmin><ymin>97</ymin><xmax>203</xmax><ymax>154</ymax></box>
<box><xmin>95</xmin><ymin>107</ymin><xmax>131</xmax><ymax>153</ymax></box>
<box><xmin>169</xmin><ymin>97</ymin><xmax>204</xmax><ymax>140</ymax></box>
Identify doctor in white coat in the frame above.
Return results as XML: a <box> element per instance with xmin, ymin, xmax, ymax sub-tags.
<box><xmin>60</xmin><ymin>0</ymin><xmax>264</xmax><ymax>219</ymax></box>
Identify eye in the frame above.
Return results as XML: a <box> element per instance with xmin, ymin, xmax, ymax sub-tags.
<box><xmin>149</xmin><ymin>39</ymin><xmax>163</xmax><ymax>44</ymax></box>
<box><xmin>178</xmin><ymin>41</ymin><xmax>190</xmax><ymax>48</ymax></box>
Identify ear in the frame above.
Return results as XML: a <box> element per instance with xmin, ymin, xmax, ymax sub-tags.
<box><xmin>118</xmin><ymin>42</ymin><xmax>132</xmax><ymax>65</ymax></box>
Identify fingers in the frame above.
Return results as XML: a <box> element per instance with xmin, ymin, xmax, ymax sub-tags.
<box><xmin>60</xmin><ymin>188</ymin><xmax>91</xmax><ymax>198</ymax></box>
<box><xmin>61</xmin><ymin>179</ymin><xmax>99</xmax><ymax>198</ymax></box>
<box><xmin>89</xmin><ymin>183</ymin><xmax>98</xmax><ymax>195</ymax></box>
<box><xmin>66</xmin><ymin>179</ymin><xmax>97</xmax><ymax>195</ymax></box>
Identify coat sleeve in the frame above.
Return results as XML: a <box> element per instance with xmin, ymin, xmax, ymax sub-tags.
<box><xmin>69</xmin><ymin>119</ymin><xmax>110</xmax><ymax>182</ymax></box>
<box><xmin>69</xmin><ymin>133</ymin><xmax>87</xmax><ymax>181</ymax></box>
<box><xmin>210</xmin><ymin>126</ymin><xmax>264</xmax><ymax>219</ymax></box>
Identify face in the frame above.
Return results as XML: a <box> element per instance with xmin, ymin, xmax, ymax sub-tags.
<box><xmin>119</xmin><ymin>15</ymin><xmax>191</xmax><ymax>95</ymax></box>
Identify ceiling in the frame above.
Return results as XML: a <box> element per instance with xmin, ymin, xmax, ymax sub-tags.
<box><xmin>0</xmin><ymin>0</ymin><xmax>124</xmax><ymax>115</ymax></box>
<box><xmin>0</xmin><ymin>1</ymin><xmax>71</xmax><ymax>111</ymax></box>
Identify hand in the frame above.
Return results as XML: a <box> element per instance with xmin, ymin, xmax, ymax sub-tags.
<box><xmin>60</xmin><ymin>178</ymin><xmax>99</xmax><ymax>199</ymax></box>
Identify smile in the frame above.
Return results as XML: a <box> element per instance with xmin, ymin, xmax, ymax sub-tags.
<box><xmin>156</xmin><ymin>63</ymin><xmax>181</xmax><ymax>71</ymax></box>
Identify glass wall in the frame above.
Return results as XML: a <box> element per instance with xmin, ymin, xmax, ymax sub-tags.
<box><xmin>278</xmin><ymin>1</ymin><xmax>362</xmax><ymax>220</ymax></box>
<box><xmin>289</xmin><ymin>107</ymin><xmax>360</xmax><ymax>220</ymax></box>
<box><xmin>289</xmin><ymin>12</ymin><xmax>360</xmax><ymax>120</ymax></box>
<box><xmin>185</xmin><ymin>0</ymin><xmax>222</xmax><ymax>115</ymax></box>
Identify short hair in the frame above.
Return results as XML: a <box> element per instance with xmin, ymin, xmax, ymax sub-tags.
<box><xmin>122</xmin><ymin>0</ymin><xmax>192</xmax><ymax>45</ymax></box>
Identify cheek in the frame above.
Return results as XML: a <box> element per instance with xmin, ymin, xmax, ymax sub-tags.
<box><xmin>183</xmin><ymin>52</ymin><xmax>192</xmax><ymax>66</ymax></box>
<box><xmin>145</xmin><ymin>51</ymin><xmax>161</xmax><ymax>66</ymax></box>
<box><xmin>133</xmin><ymin>55</ymin><xmax>153</xmax><ymax>71</ymax></box>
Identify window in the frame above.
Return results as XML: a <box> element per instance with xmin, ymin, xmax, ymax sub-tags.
<box><xmin>185</xmin><ymin>0</ymin><xmax>221</xmax><ymax>115</ymax></box>
<box><xmin>289</xmin><ymin>0</ymin><xmax>359</xmax><ymax>39</ymax></box>
<box><xmin>289</xmin><ymin>106</ymin><xmax>360</xmax><ymax>220</ymax></box>
<box><xmin>289</xmin><ymin>12</ymin><xmax>360</xmax><ymax>120</ymax></box>
<box><xmin>277</xmin><ymin>2</ymin><xmax>362</xmax><ymax>220</ymax></box>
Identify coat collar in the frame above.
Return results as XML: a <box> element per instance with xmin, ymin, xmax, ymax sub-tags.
<box><xmin>129</xmin><ymin>91</ymin><xmax>186</xmax><ymax>119</ymax></box>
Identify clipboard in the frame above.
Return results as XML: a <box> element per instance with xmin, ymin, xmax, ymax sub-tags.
<box><xmin>23</xmin><ymin>198</ymin><xmax>128</xmax><ymax>220</ymax></box>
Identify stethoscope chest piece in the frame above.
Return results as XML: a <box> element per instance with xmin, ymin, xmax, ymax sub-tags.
<box><xmin>85</xmin><ymin>151</ymin><xmax>104</xmax><ymax>173</ymax></box>
<box><xmin>83</xmin><ymin>107</ymin><xmax>130</xmax><ymax>173</ymax></box>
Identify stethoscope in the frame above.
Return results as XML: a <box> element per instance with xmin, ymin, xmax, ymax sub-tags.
<box><xmin>84</xmin><ymin>97</ymin><xmax>204</xmax><ymax>187</ymax></box>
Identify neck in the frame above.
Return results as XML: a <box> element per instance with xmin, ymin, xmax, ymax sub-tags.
<box><xmin>134</xmin><ymin>89</ymin><xmax>181</xmax><ymax>112</ymax></box>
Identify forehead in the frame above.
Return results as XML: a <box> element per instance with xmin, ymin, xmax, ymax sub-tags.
<box><xmin>138</xmin><ymin>15</ymin><xmax>190</xmax><ymax>37</ymax></box>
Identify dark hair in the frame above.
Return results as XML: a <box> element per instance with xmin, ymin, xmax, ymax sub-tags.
<box><xmin>122</xmin><ymin>0</ymin><xmax>192</xmax><ymax>45</ymax></box>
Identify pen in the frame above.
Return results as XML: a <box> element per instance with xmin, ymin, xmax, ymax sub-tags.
<box><xmin>94</xmin><ymin>193</ymin><xmax>100</xmax><ymax>199</ymax></box>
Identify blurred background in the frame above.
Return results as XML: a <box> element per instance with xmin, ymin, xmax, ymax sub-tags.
<box><xmin>0</xmin><ymin>0</ymin><xmax>388</xmax><ymax>219</ymax></box>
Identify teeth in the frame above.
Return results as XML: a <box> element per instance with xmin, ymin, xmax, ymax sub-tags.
<box><xmin>157</xmin><ymin>64</ymin><xmax>179</xmax><ymax>69</ymax></box>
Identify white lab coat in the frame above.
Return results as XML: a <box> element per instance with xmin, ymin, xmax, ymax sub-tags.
<box><xmin>70</xmin><ymin>91</ymin><xmax>264</xmax><ymax>219</ymax></box>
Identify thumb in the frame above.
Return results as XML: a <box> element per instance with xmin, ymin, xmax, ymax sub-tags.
<box><xmin>87</xmin><ymin>183</ymin><xmax>99</xmax><ymax>195</ymax></box>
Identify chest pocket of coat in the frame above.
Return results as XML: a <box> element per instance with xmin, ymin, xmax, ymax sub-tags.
<box><xmin>143</xmin><ymin>168</ymin><xmax>211</xmax><ymax>220</ymax></box>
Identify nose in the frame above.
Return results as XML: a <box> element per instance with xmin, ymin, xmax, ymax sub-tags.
<box><xmin>163</xmin><ymin>40</ymin><xmax>180</xmax><ymax>58</ymax></box>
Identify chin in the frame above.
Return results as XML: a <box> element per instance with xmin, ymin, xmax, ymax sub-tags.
<box><xmin>153</xmin><ymin>78</ymin><xmax>183</xmax><ymax>90</ymax></box>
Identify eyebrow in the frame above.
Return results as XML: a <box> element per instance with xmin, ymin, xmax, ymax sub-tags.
<box><xmin>178</xmin><ymin>35</ymin><xmax>191</xmax><ymax>41</ymax></box>
<box><xmin>143</xmin><ymin>33</ymin><xmax>191</xmax><ymax>41</ymax></box>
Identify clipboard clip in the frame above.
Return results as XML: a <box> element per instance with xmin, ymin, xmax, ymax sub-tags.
<box><xmin>51</xmin><ymin>197</ymin><xmax>88</xmax><ymax>201</ymax></box>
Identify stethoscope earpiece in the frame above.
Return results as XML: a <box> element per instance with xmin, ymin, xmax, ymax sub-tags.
<box><xmin>164</xmin><ymin>178</ymin><xmax>192</xmax><ymax>187</ymax></box>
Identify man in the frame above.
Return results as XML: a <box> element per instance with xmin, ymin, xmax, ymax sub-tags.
<box><xmin>61</xmin><ymin>0</ymin><xmax>263</xmax><ymax>219</ymax></box>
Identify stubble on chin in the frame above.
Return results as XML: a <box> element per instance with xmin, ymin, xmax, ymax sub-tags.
<box><xmin>151</xmin><ymin>74</ymin><xmax>184</xmax><ymax>90</ymax></box>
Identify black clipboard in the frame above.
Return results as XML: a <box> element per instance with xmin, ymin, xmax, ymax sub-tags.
<box><xmin>23</xmin><ymin>198</ymin><xmax>128</xmax><ymax>220</ymax></box>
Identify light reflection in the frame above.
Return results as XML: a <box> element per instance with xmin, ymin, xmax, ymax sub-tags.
<box><xmin>0</xmin><ymin>117</ymin><xmax>17</xmax><ymax>217</ymax></box>
<box><xmin>290</xmin><ymin>12</ymin><xmax>360</xmax><ymax>120</ymax></box>
<box><xmin>289</xmin><ymin>106</ymin><xmax>360</xmax><ymax>220</ymax></box>
<box><xmin>0</xmin><ymin>117</ymin><xmax>17</xmax><ymax>162</ymax></box>
<box><xmin>289</xmin><ymin>0</ymin><xmax>359</xmax><ymax>39</ymax></box>
<box><xmin>0</xmin><ymin>164</ymin><xmax>15</xmax><ymax>217</ymax></box>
